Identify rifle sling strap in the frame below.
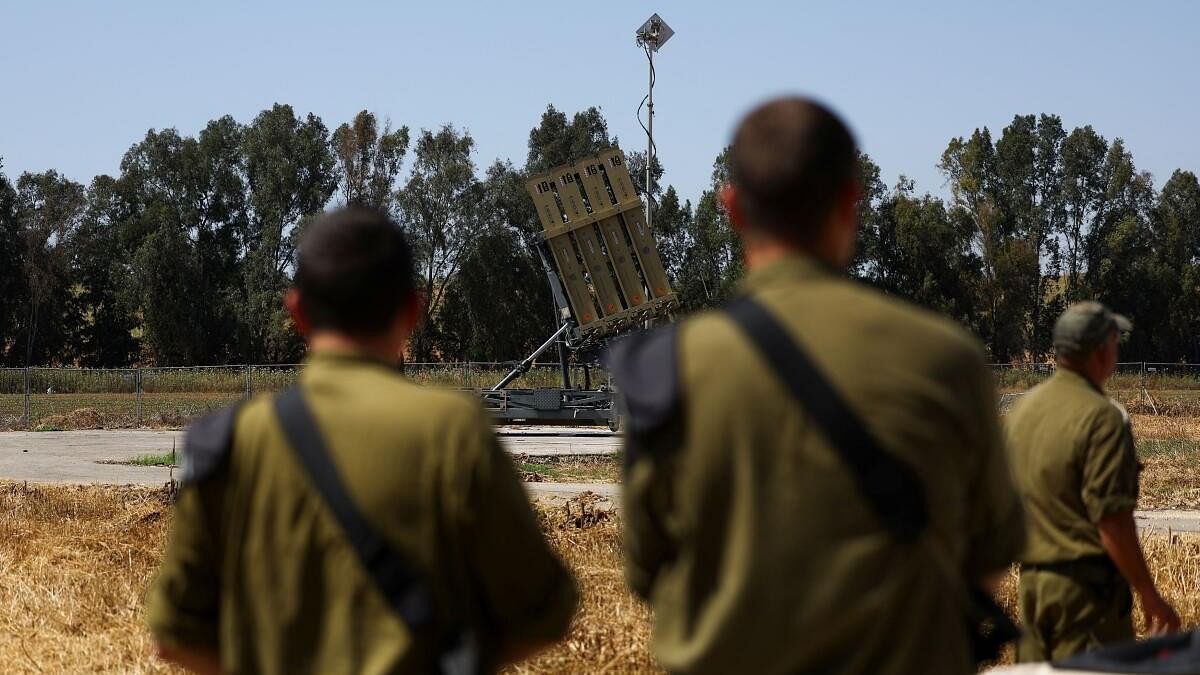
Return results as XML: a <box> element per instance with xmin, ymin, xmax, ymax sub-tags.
<box><xmin>724</xmin><ymin>295</ymin><xmax>930</xmax><ymax>541</ymax></box>
<box><xmin>273</xmin><ymin>387</ymin><xmax>434</xmax><ymax>627</ymax></box>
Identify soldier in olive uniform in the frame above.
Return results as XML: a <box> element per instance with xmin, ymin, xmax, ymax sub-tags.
<box><xmin>1007</xmin><ymin>301</ymin><xmax>1180</xmax><ymax>662</ymax></box>
<box><xmin>146</xmin><ymin>208</ymin><xmax>577</xmax><ymax>674</ymax></box>
<box><xmin>607</xmin><ymin>97</ymin><xmax>1026</xmax><ymax>674</ymax></box>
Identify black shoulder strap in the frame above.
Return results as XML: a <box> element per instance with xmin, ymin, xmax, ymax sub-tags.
<box><xmin>603</xmin><ymin>324</ymin><xmax>683</xmax><ymax>468</ymax></box>
<box><xmin>273</xmin><ymin>387</ymin><xmax>434</xmax><ymax>628</ymax></box>
<box><xmin>725</xmin><ymin>296</ymin><xmax>929</xmax><ymax>542</ymax></box>
<box><xmin>181</xmin><ymin>403</ymin><xmax>241</xmax><ymax>484</ymax></box>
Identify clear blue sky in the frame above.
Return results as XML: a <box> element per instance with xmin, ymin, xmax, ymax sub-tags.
<box><xmin>2</xmin><ymin>1</ymin><xmax>1197</xmax><ymax>206</ymax></box>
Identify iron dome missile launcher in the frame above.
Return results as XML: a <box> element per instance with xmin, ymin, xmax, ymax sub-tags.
<box><xmin>479</xmin><ymin>148</ymin><xmax>678</xmax><ymax>428</ymax></box>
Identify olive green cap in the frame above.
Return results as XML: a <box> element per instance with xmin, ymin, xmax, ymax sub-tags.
<box><xmin>1052</xmin><ymin>301</ymin><xmax>1132</xmax><ymax>357</ymax></box>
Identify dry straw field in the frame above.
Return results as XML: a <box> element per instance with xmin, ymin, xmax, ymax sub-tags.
<box><xmin>1</xmin><ymin>388</ymin><xmax>1198</xmax><ymax>672</ymax></box>
<box><xmin>3</xmin><ymin>479</ymin><xmax>1199</xmax><ymax>674</ymax></box>
<box><xmin>0</xmin><ymin>483</ymin><xmax>655</xmax><ymax>674</ymax></box>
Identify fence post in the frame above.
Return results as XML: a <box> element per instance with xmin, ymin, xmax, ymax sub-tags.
<box><xmin>23</xmin><ymin>367</ymin><xmax>30</xmax><ymax>429</ymax></box>
<box><xmin>135</xmin><ymin>368</ymin><xmax>142</xmax><ymax>427</ymax></box>
<box><xmin>245</xmin><ymin>365</ymin><xmax>252</xmax><ymax>399</ymax></box>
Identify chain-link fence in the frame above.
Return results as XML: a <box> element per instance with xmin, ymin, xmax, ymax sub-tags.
<box><xmin>0</xmin><ymin>361</ymin><xmax>608</xmax><ymax>431</ymax></box>
<box><xmin>989</xmin><ymin>362</ymin><xmax>1178</xmax><ymax>391</ymax></box>
<box><xmin>5</xmin><ymin>360</ymin><xmax>1195</xmax><ymax>431</ymax></box>
<box><xmin>990</xmin><ymin>361</ymin><xmax>1200</xmax><ymax>416</ymax></box>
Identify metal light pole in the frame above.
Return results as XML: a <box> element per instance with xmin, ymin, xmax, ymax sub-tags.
<box><xmin>635</xmin><ymin>13</ymin><xmax>674</xmax><ymax>236</ymax></box>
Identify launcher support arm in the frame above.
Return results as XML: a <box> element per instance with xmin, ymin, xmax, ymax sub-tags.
<box><xmin>491</xmin><ymin>321</ymin><xmax>574</xmax><ymax>391</ymax></box>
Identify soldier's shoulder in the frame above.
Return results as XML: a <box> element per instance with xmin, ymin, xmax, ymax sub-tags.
<box><xmin>389</xmin><ymin>380</ymin><xmax>496</xmax><ymax>441</ymax></box>
<box><xmin>1105</xmin><ymin>398</ymin><xmax>1131</xmax><ymax>425</ymax></box>
<box><xmin>358</xmin><ymin>364</ymin><xmax>490</xmax><ymax>422</ymax></box>
<box><xmin>181</xmin><ymin>398</ymin><xmax>260</xmax><ymax>484</ymax></box>
<box><xmin>428</xmin><ymin>386</ymin><xmax>494</xmax><ymax>428</ymax></box>
<box><xmin>1093</xmin><ymin>396</ymin><xmax>1131</xmax><ymax>431</ymax></box>
<box><xmin>855</xmin><ymin>284</ymin><xmax>985</xmax><ymax>361</ymax></box>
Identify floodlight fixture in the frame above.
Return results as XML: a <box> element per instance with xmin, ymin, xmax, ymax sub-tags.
<box><xmin>635</xmin><ymin>13</ymin><xmax>674</xmax><ymax>52</ymax></box>
<box><xmin>635</xmin><ymin>13</ymin><xmax>673</xmax><ymax>237</ymax></box>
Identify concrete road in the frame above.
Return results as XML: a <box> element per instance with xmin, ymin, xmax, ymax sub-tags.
<box><xmin>1134</xmin><ymin>510</ymin><xmax>1200</xmax><ymax>534</ymax></box>
<box><xmin>2</xmin><ymin>430</ymin><xmax>1197</xmax><ymax>534</ymax></box>
<box><xmin>0</xmin><ymin>428</ymin><xmax>619</xmax><ymax>487</ymax></box>
<box><xmin>0</xmin><ymin>429</ymin><xmax>183</xmax><ymax>485</ymax></box>
<box><xmin>524</xmin><ymin>481</ymin><xmax>619</xmax><ymax>500</ymax></box>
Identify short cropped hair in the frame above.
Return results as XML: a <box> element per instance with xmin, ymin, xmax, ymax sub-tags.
<box><xmin>729</xmin><ymin>97</ymin><xmax>858</xmax><ymax>243</ymax></box>
<box><xmin>294</xmin><ymin>207</ymin><xmax>415</xmax><ymax>335</ymax></box>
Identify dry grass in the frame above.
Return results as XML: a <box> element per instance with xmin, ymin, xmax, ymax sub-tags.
<box><xmin>1130</xmin><ymin>415</ymin><xmax>1200</xmax><ymax>509</ymax></box>
<box><xmin>514</xmin><ymin>495</ymin><xmax>658</xmax><ymax>674</ymax></box>
<box><xmin>0</xmin><ymin>483</ymin><xmax>652</xmax><ymax>674</ymax></box>
<box><xmin>1131</xmin><ymin>414</ymin><xmax>1200</xmax><ymax>441</ymax></box>
<box><xmin>0</xmin><ymin>482</ymin><xmax>177</xmax><ymax>674</ymax></box>
<box><xmin>514</xmin><ymin>455</ymin><xmax>621</xmax><ymax>484</ymax></box>
<box><xmin>3</xmin><ymin>480</ymin><xmax>1198</xmax><ymax>674</ymax></box>
<box><xmin>989</xmin><ymin>533</ymin><xmax>1200</xmax><ymax>666</ymax></box>
<box><xmin>1138</xmin><ymin>448</ymin><xmax>1200</xmax><ymax>510</ymax></box>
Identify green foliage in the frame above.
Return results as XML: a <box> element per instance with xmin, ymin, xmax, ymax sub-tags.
<box><xmin>396</xmin><ymin>125</ymin><xmax>482</xmax><ymax>361</ymax></box>
<box><xmin>0</xmin><ymin>160</ymin><xmax>27</xmax><ymax>364</ymax></box>
<box><xmin>121</xmin><ymin>451</ymin><xmax>177</xmax><ymax>466</ymax></box>
<box><xmin>239</xmin><ymin>104</ymin><xmax>337</xmax><ymax>363</ymax></box>
<box><xmin>118</xmin><ymin>123</ymin><xmax>244</xmax><ymax>364</ymax></box>
<box><xmin>657</xmin><ymin>149</ymin><xmax>742</xmax><ymax>311</ymax></box>
<box><xmin>13</xmin><ymin>103</ymin><xmax>1200</xmax><ymax>367</ymax></box>
<box><xmin>72</xmin><ymin>176</ymin><xmax>139</xmax><ymax>366</ymax></box>
<box><xmin>435</xmin><ymin>162</ymin><xmax>552</xmax><ymax>361</ymax></box>
<box><xmin>10</xmin><ymin>171</ymin><xmax>87</xmax><ymax>366</ymax></box>
<box><xmin>332</xmin><ymin>110</ymin><xmax>410</xmax><ymax>211</ymax></box>
<box><xmin>857</xmin><ymin>173</ymin><xmax>981</xmax><ymax>325</ymax></box>
<box><xmin>525</xmin><ymin>105</ymin><xmax>612</xmax><ymax>174</ymax></box>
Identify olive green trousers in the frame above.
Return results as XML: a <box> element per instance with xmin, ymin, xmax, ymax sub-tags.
<box><xmin>1016</xmin><ymin>562</ymin><xmax>1134</xmax><ymax>663</ymax></box>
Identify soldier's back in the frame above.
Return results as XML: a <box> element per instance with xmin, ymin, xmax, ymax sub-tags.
<box><xmin>627</xmin><ymin>255</ymin><xmax>1023</xmax><ymax>674</ymax></box>
<box><xmin>1006</xmin><ymin>370</ymin><xmax>1138</xmax><ymax>565</ymax></box>
<box><xmin>150</xmin><ymin>350</ymin><xmax>577</xmax><ymax>674</ymax></box>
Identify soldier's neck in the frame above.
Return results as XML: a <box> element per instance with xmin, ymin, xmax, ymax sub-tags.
<box><xmin>741</xmin><ymin>219</ymin><xmax>851</xmax><ymax>273</ymax></box>
<box><xmin>1059</xmin><ymin>361</ymin><xmax>1108</xmax><ymax>392</ymax></box>
<box><xmin>743</xmin><ymin>239</ymin><xmax>841</xmax><ymax>273</ymax></box>
<box><xmin>307</xmin><ymin>332</ymin><xmax>405</xmax><ymax>366</ymax></box>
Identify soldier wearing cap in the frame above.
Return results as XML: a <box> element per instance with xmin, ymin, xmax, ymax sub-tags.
<box><xmin>1007</xmin><ymin>301</ymin><xmax>1180</xmax><ymax>662</ymax></box>
<box><xmin>608</xmin><ymin>97</ymin><xmax>1026</xmax><ymax>674</ymax></box>
<box><xmin>145</xmin><ymin>207</ymin><xmax>577</xmax><ymax>674</ymax></box>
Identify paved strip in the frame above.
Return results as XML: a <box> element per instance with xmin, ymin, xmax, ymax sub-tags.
<box><xmin>524</xmin><ymin>481</ymin><xmax>619</xmax><ymax>499</ymax></box>
<box><xmin>0</xmin><ymin>430</ymin><xmax>182</xmax><ymax>485</ymax></box>
<box><xmin>2</xmin><ymin>431</ymin><xmax>1197</xmax><ymax>534</ymax></box>
<box><xmin>1134</xmin><ymin>510</ymin><xmax>1200</xmax><ymax>533</ymax></box>
<box><xmin>0</xmin><ymin>429</ymin><xmax>620</xmax><ymax>486</ymax></box>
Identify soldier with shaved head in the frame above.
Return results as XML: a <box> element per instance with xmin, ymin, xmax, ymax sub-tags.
<box><xmin>608</xmin><ymin>97</ymin><xmax>1026</xmax><ymax>674</ymax></box>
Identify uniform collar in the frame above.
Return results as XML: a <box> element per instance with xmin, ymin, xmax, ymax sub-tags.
<box><xmin>1052</xmin><ymin>367</ymin><xmax>1104</xmax><ymax>395</ymax></box>
<box><xmin>737</xmin><ymin>252</ymin><xmax>841</xmax><ymax>295</ymax></box>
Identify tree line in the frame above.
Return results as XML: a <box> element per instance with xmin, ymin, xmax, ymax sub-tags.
<box><xmin>1</xmin><ymin>106</ymin><xmax>1198</xmax><ymax>367</ymax></box>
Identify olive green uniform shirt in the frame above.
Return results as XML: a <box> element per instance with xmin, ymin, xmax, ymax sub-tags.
<box><xmin>621</xmin><ymin>255</ymin><xmax>1025</xmax><ymax>675</ymax></box>
<box><xmin>146</xmin><ymin>351</ymin><xmax>577</xmax><ymax>674</ymax></box>
<box><xmin>1005</xmin><ymin>369</ymin><xmax>1139</xmax><ymax>662</ymax></box>
<box><xmin>1004</xmin><ymin>369</ymin><xmax>1140</xmax><ymax>565</ymax></box>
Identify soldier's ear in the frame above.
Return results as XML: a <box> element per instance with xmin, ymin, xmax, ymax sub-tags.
<box><xmin>401</xmin><ymin>291</ymin><xmax>424</xmax><ymax>333</ymax></box>
<box><xmin>840</xmin><ymin>180</ymin><xmax>863</xmax><ymax>225</ymax></box>
<box><xmin>285</xmin><ymin>287</ymin><xmax>310</xmax><ymax>337</ymax></box>
<box><xmin>720</xmin><ymin>184</ymin><xmax>746</xmax><ymax>233</ymax></box>
<box><xmin>831</xmin><ymin>181</ymin><xmax>862</xmax><ymax>266</ymax></box>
